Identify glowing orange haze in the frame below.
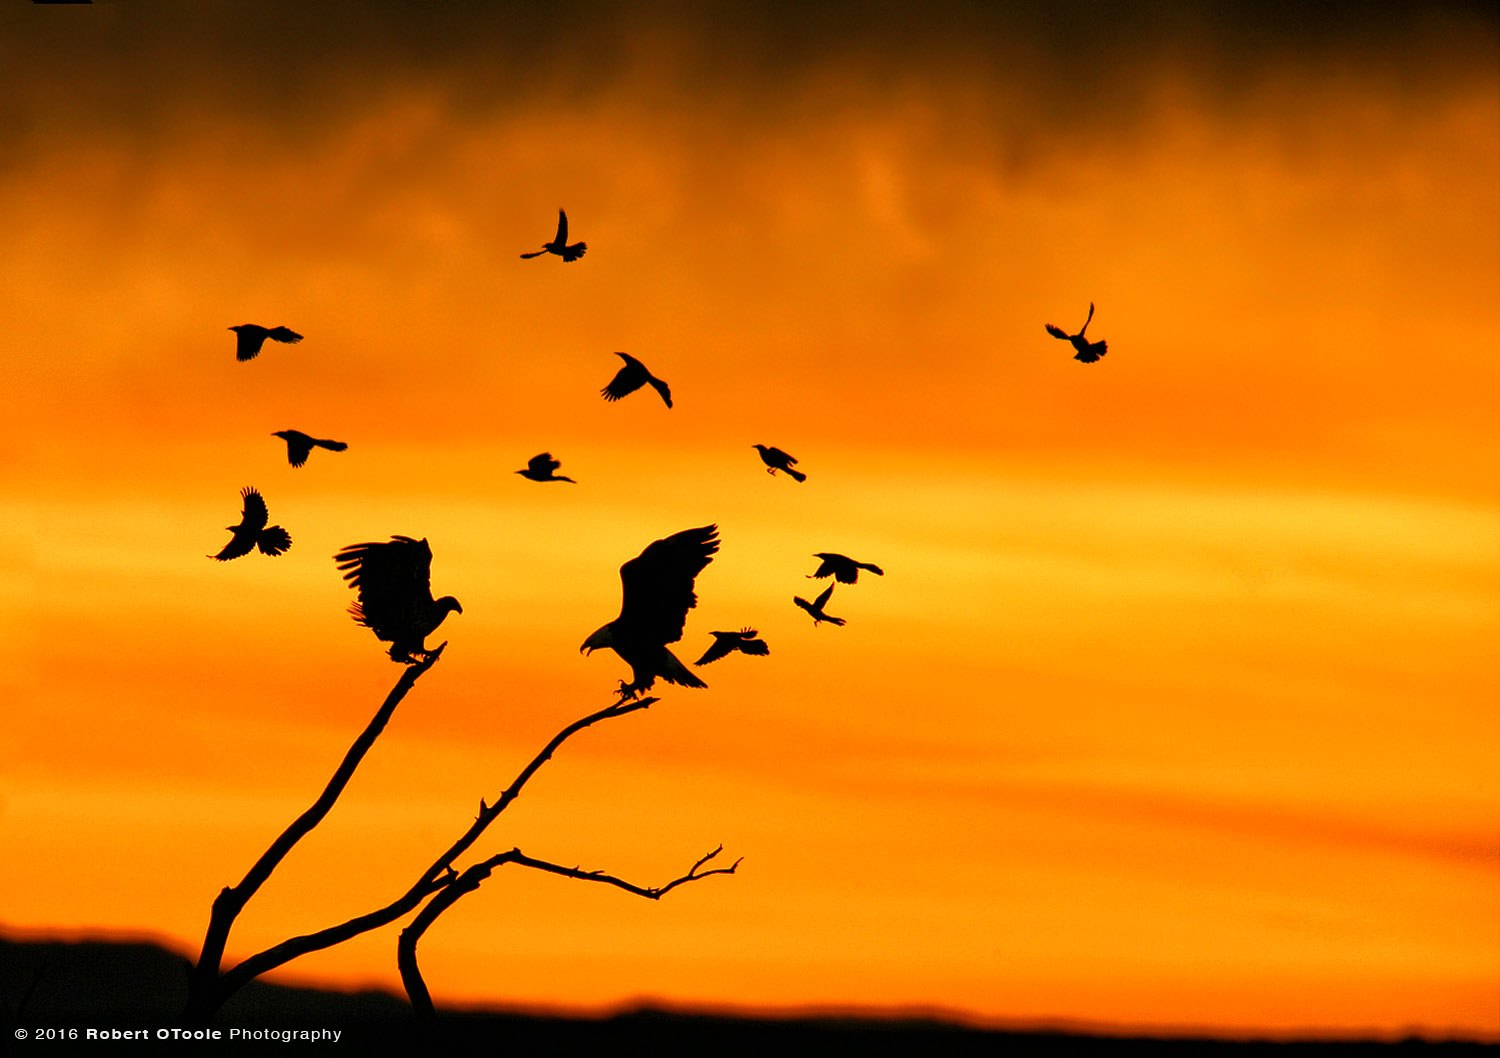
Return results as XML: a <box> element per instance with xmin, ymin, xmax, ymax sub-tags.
<box><xmin>1</xmin><ymin>12</ymin><xmax>1496</xmax><ymax>1040</ymax></box>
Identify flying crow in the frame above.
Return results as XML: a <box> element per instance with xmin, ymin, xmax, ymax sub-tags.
<box><xmin>1045</xmin><ymin>302</ymin><xmax>1108</xmax><ymax>363</ymax></box>
<box><xmin>515</xmin><ymin>452</ymin><xmax>576</xmax><ymax>483</ymax></box>
<box><xmin>753</xmin><ymin>445</ymin><xmax>805</xmax><ymax>482</ymax></box>
<box><xmin>601</xmin><ymin>352</ymin><xmax>672</xmax><ymax>408</ymax></box>
<box><xmin>794</xmin><ymin>583</ymin><xmax>845</xmax><ymax>627</ymax></box>
<box><xmin>273</xmin><ymin>430</ymin><xmax>348</xmax><ymax>468</ymax></box>
<box><xmin>334</xmin><ymin>536</ymin><xmax>462</xmax><ymax>664</ymax></box>
<box><xmin>808</xmin><ymin>553</ymin><xmax>883</xmax><ymax>584</ymax></box>
<box><xmin>581</xmin><ymin>525</ymin><xmax>719</xmax><ymax>700</ymax></box>
<box><xmin>520</xmin><ymin>209</ymin><xmax>587</xmax><ymax>262</ymax></box>
<box><xmin>230</xmin><ymin>324</ymin><xmax>303</xmax><ymax>362</ymax></box>
<box><xmin>210</xmin><ymin>487</ymin><xmax>291</xmax><ymax>561</ymax></box>
<box><xmin>694</xmin><ymin>628</ymin><xmax>770</xmax><ymax>666</ymax></box>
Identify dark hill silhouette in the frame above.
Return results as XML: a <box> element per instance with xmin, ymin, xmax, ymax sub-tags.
<box><xmin>2</xmin><ymin>934</ymin><xmax>1479</xmax><ymax>1057</ymax></box>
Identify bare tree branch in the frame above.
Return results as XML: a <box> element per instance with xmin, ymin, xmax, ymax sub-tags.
<box><xmin>196</xmin><ymin>691</ymin><xmax>662</xmax><ymax>1020</ymax></box>
<box><xmin>398</xmin><ymin>846</ymin><xmax>741</xmax><ymax>1021</ymax></box>
<box><xmin>185</xmin><ymin>647</ymin><xmax>446</xmax><ymax>1024</ymax></box>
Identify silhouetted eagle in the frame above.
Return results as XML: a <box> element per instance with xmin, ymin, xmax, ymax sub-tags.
<box><xmin>210</xmin><ymin>487</ymin><xmax>291</xmax><ymax>561</ymax></box>
<box><xmin>753</xmin><ymin>445</ymin><xmax>805</xmax><ymax>482</ymax></box>
<box><xmin>694</xmin><ymin>628</ymin><xmax>770</xmax><ymax>666</ymax></box>
<box><xmin>230</xmin><ymin>324</ymin><xmax>303</xmax><ymax>362</ymax></box>
<box><xmin>334</xmin><ymin>536</ymin><xmax>462</xmax><ymax>664</ymax></box>
<box><xmin>273</xmin><ymin>430</ymin><xmax>348</xmax><ymax>468</ymax></box>
<box><xmin>520</xmin><ymin>209</ymin><xmax>587</xmax><ymax>262</ymax></box>
<box><xmin>794</xmin><ymin>583</ymin><xmax>844</xmax><ymax>627</ymax></box>
<box><xmin>581</xmin><ymin>525</ymin><xmax>719</xmax><ymax>699</ymax></box>
<box><xmin>601</xmin><ymin>352</ymin><xmax>672</xmax><ymax>408</ymax></box>
<box><xmin>1045</xmin><ymin>303</ymin><xmax>1108</xmax><ymax>363</ymax></box>
<box><xmin>515</xmin><ymin>452</ymin><xmax>575</xmax><ymax>483</ymax></box>
<box><xmin>809</xmin><ymin>553</ymin><xmax>883</xmax><ymax>584</ymax></box>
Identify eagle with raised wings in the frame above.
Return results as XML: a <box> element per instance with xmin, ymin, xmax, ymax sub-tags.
<box><xmin>581</xmin><ymin>525</ymin><xmax>719</xmax><ymax>700</ymax></box>
<box><xmin>334</xmin><ymin>536</ymin><xmax>462</xmax><ymax>663</ymax></box>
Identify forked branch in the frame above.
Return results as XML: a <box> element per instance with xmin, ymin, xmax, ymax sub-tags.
<box><xmin>397</xmin><ymin>846</ymin><xmax>741</xmax><ymax>1020</ymax></box>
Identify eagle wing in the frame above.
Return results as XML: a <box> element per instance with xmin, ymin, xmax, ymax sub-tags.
<box><xmin>617</xmin><ymin>525</ymin><xmax>719</xmax><ymax>647</ymax></box>
<box><xmin>335</xmin><ymin>536</ymin><xmax>435</xmax><ymax>637</ymax></box>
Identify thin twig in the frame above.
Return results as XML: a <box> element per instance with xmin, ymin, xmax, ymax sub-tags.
<box><xmin>398</xmin><ymin>846</ymin><xmax>741</xmax><ymax>1021</ymax></box>
<box><xmin>184</xmin><ymin>647</ymin><xmax>445</xmax><ymax>1023</ymax></box>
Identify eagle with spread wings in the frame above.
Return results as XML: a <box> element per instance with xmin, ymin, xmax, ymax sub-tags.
<box><xmin>581</xmin><ymin>525</ymin><xmax>719</xmax><ymax>700</ymax></box>
<box><xmin>334</xmin><ymin>536</ymin><xmax>462</xmax><ymax>663</ymax></box>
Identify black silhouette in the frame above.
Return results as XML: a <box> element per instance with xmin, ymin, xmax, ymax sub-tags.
<box><xmin>581</xmin><ymin>525</ymin><xmax>719</xmax><ymax>699</ymax></box>
<box><xmin>601</xmin><ymin>352</ymin><xmax>672</xmax><ymax>408</ymax></box>
<box><xmin>1045</xmin><ymin>303</ymin><xmax>1108</xmax><ymax>363</ymax></box>
<box><xmin>334</xmin><ymin>536</ymin><xmax>462</xmax><ymax>664</ymax></box>
<box><xmin>808</xmin><ymin>552</ymin><xmax>883</xmax><ymax>584</ymax></box>
<box><xmin>752</xmin><ymin>445</ymin><xmax>805</xmax><ymax>481</ymax></box>
<box><xmin>230</xmin><ymin>324</ymin><xmax>303</xmax><ymax>362</ymax></box>
<box><xmin>273</xmin><ymin>430</ymin><xmax>348</xmax><ymax>468</ymax></box>
<box><xmin>515</xmin><ymin>452</ymin><xmax>576</xmax><ymax>483</ymax></box>
<box><xmin>520</xmin><ymin>209</ymin><xmax>587</xmax><ymax>262</ymax></box>
<box><xmin>793</xmin><ymin>583</ymin><xmax>844</xmax><ymax>627</ymax></box>
<box><xmin>694</xmin><ymin>628</ymin><xmax>770</xmax><ymax>666</ymax></box>
<box><xmin>209</xmin><ymin>487</ymin><xmax>291</xmax><ymax>561</ymax></box>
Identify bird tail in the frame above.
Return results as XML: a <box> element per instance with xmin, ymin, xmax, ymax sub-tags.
<box><xmin>257</xmin><ymin>526</ymin><xmax>292</xmax><ymax>556</ymax></box>
<box><xmin>785</xmin><ymin>466</ymin><xmax>807</xmax><ymax>482</ymax></box>
<box><xmin>269</xmin><ymin>327</ymin><xmax>303</xmax><ymax>344</ymax></box>
<box><xmin>562</xmin><ymin>242</ymin><xmax>587</xmax><ymax>262</ymax></box>
<box><xmin>859</xmin><ymin>562</ymin><xmax>884</xmax><ymax>576</ymax></box>
<box><xmin>316</xmin><ymin>438</ymin><xmax>349</xmax><ymax>452</ymax></box>
<box><xmin>647</xmin><ymin>375</ymin><xmax>673</xmax><ymax>408</ymax></box>
<box><xmin>1074</xmin><ymin>341</ymin><xmax>1107</xmax><ymax>363</ymax></box>
<box><xmin>659</xmin><ymin>648</ymin><xmax>706</xmax><ymax>688</ymax></box>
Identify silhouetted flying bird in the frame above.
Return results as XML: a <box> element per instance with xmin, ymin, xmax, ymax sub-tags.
<box><xmin>808</xmin><ymin>553</ymin><xmax>883</xmax><ymax>584</ymax></box>
<box><xmin>520</xmin><ymin>209</ymin><xmax>587</xmax><ymax>262</ymax></box>
<box><xmin>753</xmin><ymin>445</ymin><xmax>805</xmax><ymax>481</ymax></box>
<box><xmin>794</xmin><ymin>583</ymin><xmax>845</xmax><ymax>627</ymax></box>
<box><xmin>273</xmin><ymin>429</ymin><xmax>348</xmax><ymax>468</ymax></box>
<box><xmin>1045</xmin><ymin>302</ymin><xmax>1108</xmax><ymax>363</ymax></box>
<box><xmin>230</xmin><ymin>324</ymin><xmax>303</xmax><ymax>362</ymax></box>
<box><xmin>334</xmin><ymin>536</ymin><xmax>462</xmax><ymax>664</ymax></box>
<box><xmin>694</xmin><ymin>628</ymin><xmax>770</xmax><ymax>666</ymax></box>
<box><xmin>210</xmin><ymin>487</ymin><xmax>291</xmax><ymax>561</ymax></box>
<box><xmin>581</xmin><ymin>525</ymin><xmax>719</xmax><ymax>699</ymax></box>
<box><xmin>601</xmin><ymin>352</ymin><xmax>672</xmax><ymax>408</ymax></box>
<box><xmin>515</xmin><ymin>452</ymin><xmax>576</xmax><ymax>483</ymax></box>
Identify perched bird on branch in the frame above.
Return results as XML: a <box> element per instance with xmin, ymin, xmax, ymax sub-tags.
<box><xmin>694</xmin><ymin>628</ymin><xmax>770</xmax><ymax>666</ymax></box>
<box><xmin>601</xmin><ymin>352</ymin><xmax>673</xmax><ymax>408</ymax></box>
<box><xmin>273</xmin><ymin>430</ymin><xmax>348</xmax><ymax>468</ymax></box>
<box><xmin>515</xmin><ymin>452</ymin><xmax>576</xmax><ymax>483</ymax></box>
<box><xmin>520</xmin><ymin>209</ymin><xmax>587</xmax><ymax>262</ymax></box>
<box><xmin>582</xmin><ymin>525</ymin><xmax>719</xmax><ymax>700</ymax></box>
<box><xmin>1045</xmin><ymin>302</ymin><xmax>1108</xmax><ymax>363</ymax></box>
<box><xmin>753</xmin><ymin>445</ymin><xmax>805</xmax><ymax>482</ymax></box>
<box><xmin>794</xmin><ymin>583</ymin><xmax>844</xmax><ymax>627</ymax></box>
<box><xmin>334</xmin><ymin>536</ymin><xmax>462</xmax><ymax>664</ymax></box>
<box><xmin>808</xmin><ymin>552</ymin><xmax>883</xmax><ymax>584</ymax></box>
<box><xmin>210</xmin><ymin>487</ymin><xmax>291</xmax><ymax>561</ymax></box>
<box><xmin>230</xmin><ymin>324</ymin><xmax>303</xmax><ymax>362</ymax></box>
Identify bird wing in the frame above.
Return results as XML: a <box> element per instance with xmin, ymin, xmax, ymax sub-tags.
<box><xmin>529</xmin><ymin>452</ymin><xmax>560</xmax><ymax>474</ymax></box>
<box><xmin>234</xmin><ymin>327</ymin><xmax>264</xmax><ymax>361</ymax></box>
<box><xmin>554</xmin><ymin>209</ymin><xmax>568</xmax><ymax>244</ymax></box>
<box><xmin>335</xmin><ymin>536</ymin><xmax>435</xmax><ymax>635</ymax></box>
<box><xmin>616</xmin><ymin>525</ymin><xmax>719</xmax><ymax>646</ymax></box>
<box><xmin>1045</xmin><ymin>324</ymin><xmax>1070</xmax><ymax>340</ymax></box>
<box><xmin>814</xmin><ymin>583</ymin><xmax>834</xmax><ymax>609</ymax></box>
<box><xmin>694</xmin><ymin>635</ymin><xmax>736</xmax><ymax>666</ymax></box>
<box><xmin>239</xmin><ymin>488</ymin><xmax>269</xmax><ymax>532</ymax></box>
<box><xmin>602</xmin><ymin>355</ymin><xmax>645</xmax><ymax>401</ymax></box>
<box><xmin>281</xmin><ymin>433</ymin><xmax>313</xmax><ymax>467</ymax></box>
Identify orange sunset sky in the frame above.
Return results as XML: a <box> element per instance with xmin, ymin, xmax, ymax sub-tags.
<box><xmin>2</xmin><ymin>0</ymin><xmax>1497</xmax><ymax>1040</ymax></box>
